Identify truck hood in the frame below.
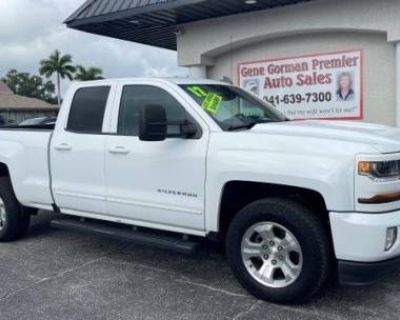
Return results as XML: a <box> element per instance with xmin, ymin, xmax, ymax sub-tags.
<box><xmin>250</xmin><ymin>120</ymin><xmax>400</xmax><ymax>153</ymax></box>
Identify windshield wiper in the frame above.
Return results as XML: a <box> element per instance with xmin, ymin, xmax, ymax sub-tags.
<box><xmin>226</xmin><ymin>123</ymin><xmax>257</xmax><ymax>131</ymax></box>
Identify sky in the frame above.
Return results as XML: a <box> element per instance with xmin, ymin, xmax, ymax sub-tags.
<box><xmin>0</xmin><ymin>0</ymin><xmax>188</xmax><ymax>94</ymax></box>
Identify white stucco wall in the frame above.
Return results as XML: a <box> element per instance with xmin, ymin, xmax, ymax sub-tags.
<box><xmin>177</xmin><ymin>0</ymin><xmax>400</xmax><ymax>66</ymax></box>
<box><xmin>176</xmin><ymin>0</ymin><xmax>400</xmax><ymax>125</ymax></box>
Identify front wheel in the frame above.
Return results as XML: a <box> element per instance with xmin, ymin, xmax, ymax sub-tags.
<box><xmin>226</xmin><ymin>198</ymin><xmax>331</xmax><ymax>304</ymax></box>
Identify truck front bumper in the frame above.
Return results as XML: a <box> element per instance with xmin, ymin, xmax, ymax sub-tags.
<box><xmin>330</xmin><ymin>210</ymin><xmax>400</xmax><ymax>285</ymax></box>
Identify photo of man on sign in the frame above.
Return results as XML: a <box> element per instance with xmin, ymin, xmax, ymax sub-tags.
<box><xmin>336</xmin><ymin>72</ymin><xmax>355</xmax><ymax>102</ymax></box>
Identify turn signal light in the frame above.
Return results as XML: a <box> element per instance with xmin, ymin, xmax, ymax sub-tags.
<box><xmin>358</xmin><ymin>161</ymin><xmax>372</xmax><ymax>175</ymax></box>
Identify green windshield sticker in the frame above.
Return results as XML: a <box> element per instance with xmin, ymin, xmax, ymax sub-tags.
<box><xmin>187</xmin><ymin>86</ymin><xmax>208</xmax><ymax>98</ymax></box>
<box><xmin>186</xmin><ymin>86</ymin><xmax>223</xmax><ymax>114</ymax></box>
<box><xmin>202</xmin><ymin>93</ymin><xmax>223</xmax><ymax>114</ymax></box>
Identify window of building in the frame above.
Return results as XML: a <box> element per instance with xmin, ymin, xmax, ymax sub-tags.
<box><xmin>67</xmin><ymin>86</ymin><xmax>110</xmax><ymax>133</ymax></box>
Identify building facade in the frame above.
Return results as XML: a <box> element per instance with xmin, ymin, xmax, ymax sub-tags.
<box><xmin>66</xmin><ymin>0</ymin><xmax>400</xmax><ymax>126</ymax></box>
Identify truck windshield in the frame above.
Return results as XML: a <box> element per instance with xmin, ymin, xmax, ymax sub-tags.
<box><xmin>180</xmin><ymin>84</ymin><xmax>287</xmax><ymax>131</ymax></box>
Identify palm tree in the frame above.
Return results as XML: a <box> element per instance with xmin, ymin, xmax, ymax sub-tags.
<box><xmin>39</xmin><ymin>50</ymin><xmax>75</xmax><ymax>106</ymax></box>
<box><xmin>74</xmin><ymin>66</ymin><xmax>104</xmax><ymax>81</ymax></box>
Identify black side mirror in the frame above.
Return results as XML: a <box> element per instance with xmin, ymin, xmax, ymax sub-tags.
<box><xmin>139</xmin><ymin>104</ymin><xmax>167</xmax><ymax>141</ymax></box>
<box><xmin>139</xmin><ymin>104</ymin><xmax>199</xmax><ymax>142</ymax></box>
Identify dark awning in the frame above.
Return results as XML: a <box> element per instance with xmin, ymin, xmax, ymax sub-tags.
<box><xmin>66</xmin><ymin>0</ymin><xmax>313</xmax><ymax>50</ymax></box>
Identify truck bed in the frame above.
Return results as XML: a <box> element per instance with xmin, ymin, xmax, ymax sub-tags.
<box><xmin>0</xmin><ymin>124</ymin><xmax>55</xmax><ymax>130</ymax></box>
<box><xmin>0</xmin><ymin>128</ymin><xmax>53</xmax><ymax>210</ymax></box>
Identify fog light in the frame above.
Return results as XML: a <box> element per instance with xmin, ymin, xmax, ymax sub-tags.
<box><xmin>385</xmin><ymin>227</ymin><xmax>397</xmax><ymax>251</ymax></box>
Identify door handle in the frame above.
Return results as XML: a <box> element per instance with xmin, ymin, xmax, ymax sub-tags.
<box><xmin>108</xmin><ymin>146</ymin><xmax>130</xmax><ymax>155</ymax></box>
<box><xmin>54</xmin><ymin>143</ymin><xmax>72</xmax><ymax>151</ymax></box>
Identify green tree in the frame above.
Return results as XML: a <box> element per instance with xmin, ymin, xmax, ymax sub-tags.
<box><xmin>2</xmin><ymin>69</ymin><xmax>57</xmax><ymax>104</ymax></box>
<box><xmin>74</xmin><ymin>65</ymin><xmax>104</xmax><ymax>81</ymax></box>
<box><xmin>39</xmin><ymin>50</ymin><xmax>75</xmax><ymax>106</ymax></box>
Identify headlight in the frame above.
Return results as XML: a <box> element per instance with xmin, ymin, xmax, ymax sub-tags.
<box><xmin>358</xmin><ymin>160</ymin><xmax>400</xmax><ymax>181</ymax></box>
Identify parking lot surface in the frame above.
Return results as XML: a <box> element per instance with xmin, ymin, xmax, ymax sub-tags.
<box><xmin>0</xmin><ymin>212</ymin><xmax>399</xmax><ymax>320</ymax></box>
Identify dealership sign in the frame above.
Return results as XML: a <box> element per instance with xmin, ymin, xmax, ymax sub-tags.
<box><xmin>238</xmin><ymin>50</ymin><xmax>363</xmax><ymax>120</ymax></box>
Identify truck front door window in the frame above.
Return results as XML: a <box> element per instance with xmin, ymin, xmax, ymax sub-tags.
<box><xmin>118</xmin><ymin>85</ymin><xmax>187</xmax><ymax>136</ymax></box>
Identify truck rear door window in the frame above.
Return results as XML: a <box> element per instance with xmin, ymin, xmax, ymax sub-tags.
<box><xmin>67</xmin><ymin>86</ymin><xmax>110</xmax><ymax>134</ymax></box>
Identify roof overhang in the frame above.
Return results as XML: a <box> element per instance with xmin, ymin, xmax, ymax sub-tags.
<box><xmin>66</xmin><ymin>0</ymin><xmax>314</xmax><ymax>50</ymax></box>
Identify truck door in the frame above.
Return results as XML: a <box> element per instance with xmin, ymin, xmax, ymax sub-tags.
<box><xmin>50</xmin><ymin>85</ymin><xmax>113</xmax><ymax>215</ymax></box>
<box><xmin>105</xmin><ymin>82</ymin><xmax>208</xmax><ymax>233</ymax></box>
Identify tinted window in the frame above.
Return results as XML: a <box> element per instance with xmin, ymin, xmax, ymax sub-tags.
<box><xmin>118</xmin><ymin>85</ymin><xmax>187</xmax><ymax>136</ymax></box>
<box><xmin>67</xmin><ymin>86</ymin><xmax>110</xmax><ymax>133</ymax></box>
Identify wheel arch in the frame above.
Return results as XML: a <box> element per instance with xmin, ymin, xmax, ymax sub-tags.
<box><xmin>0</xmin><ymin>162</ymin><xmax>10</xmax><ymax>178</ymax></box>
<box><xmin>216</xmin><ymin>180</ymin><xmax>329</xmax><ymax>240</ymax></box>
<box><xmin>0</xmin><ymin>162</ymin><xmax>21</xmax><ymax>204</ymax></box>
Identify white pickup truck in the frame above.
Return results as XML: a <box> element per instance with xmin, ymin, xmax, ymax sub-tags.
<box><xmin>1</xmin><ymin>78</ymin><xmax>400</xmax><ymax>303</ymax></box>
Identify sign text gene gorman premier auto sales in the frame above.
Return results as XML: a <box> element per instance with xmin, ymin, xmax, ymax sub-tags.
<box><xmin>239</xmin><ymin>50</ymin><xmax>363</xmax><ymax>120</ymax></box>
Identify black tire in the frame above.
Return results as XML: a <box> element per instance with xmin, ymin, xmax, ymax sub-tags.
<box><xmin>0</xmin><ymin>177</ymin><xmax>31</xmax><ymax>242</ymax></box>
<box><xmin>226</xmin><ymin>198</ymin><xmax>331</xmax><ymax>304</ymax></box>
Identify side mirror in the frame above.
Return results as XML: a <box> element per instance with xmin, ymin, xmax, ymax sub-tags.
<box><xmin>139</xmin><ymin>104</ymin><xmax>167</xmax><ymax>141</ymax></box>
<box><xmin>139</xmin><ymin>104</ymin><xmax>199</xmax><ymax>142</ymax></box>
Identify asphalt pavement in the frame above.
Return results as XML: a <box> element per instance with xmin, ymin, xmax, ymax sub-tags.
<box><xmin>0</xmin><ymin>211</ymin><xmax>398</xmax><ymax>320</ymax></box>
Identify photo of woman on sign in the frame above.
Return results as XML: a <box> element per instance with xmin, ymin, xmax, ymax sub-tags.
<box><xmin>336</xmin><ymin>72</ymin><xmax>355</xmax><ymax>102</ymax></box>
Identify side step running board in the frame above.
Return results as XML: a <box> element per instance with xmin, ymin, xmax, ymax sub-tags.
<box><xmin>50</xmin><ymin>219</ymin><xmax>200</xmax><ymax>255</ymax></box>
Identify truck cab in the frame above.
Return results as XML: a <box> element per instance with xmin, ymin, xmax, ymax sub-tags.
<box><xmin>51</xmin><ymin>79</ymin><xmax>213</xmax><ymax>234</ymax></box>
<box><xmin>1</xmin><ymin>78</ymin><xmax>400</xmax><ymax>303</ymax></box>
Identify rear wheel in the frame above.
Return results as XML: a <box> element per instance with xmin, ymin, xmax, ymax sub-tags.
<box><xmin>226</xmin><ymin>198</ymin><xmax>330</xmax><ymax>304</ymax></box>
<box><xmin>0</xmin><ymin>177</ymin><xmax>31</xmax><ymax>241</ymax></box>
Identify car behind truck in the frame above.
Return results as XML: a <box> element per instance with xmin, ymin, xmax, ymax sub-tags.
<box><xmin>0</xmin><ymin>78</ymin><xmax>400</xmax><ymax>303</ymax></box>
